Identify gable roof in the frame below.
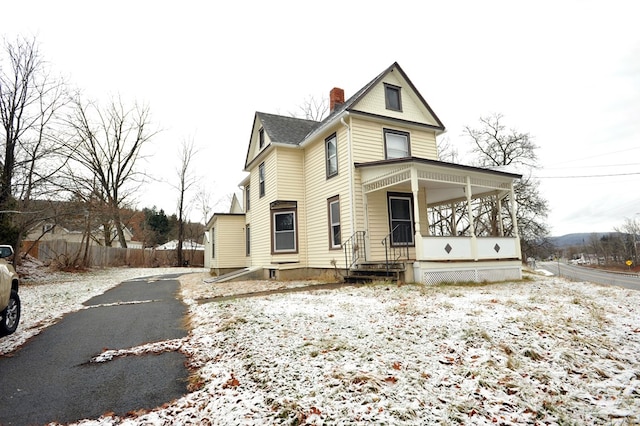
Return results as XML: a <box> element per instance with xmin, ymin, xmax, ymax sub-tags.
<box><xmin>257</xmin><ymin>112</ymin><xmax>320</xmax><ymax>146</ymax></box>
<box><xmin>244</xmin><ymin>62</ymin><xmax>445</xmax><ymax>168</ymax></box>
<box><xmin>244</xmin><ymin>112</ymin><xmax>320</xmax><ymax>169</ymax></box>
<box><xmin>303</xmin><ymin>62</ymin><xmax>445</xmax><ymax>143</ymax></box>
<box><xmin>229</xmin><ymin>192</ymin><xmax>244</xmax><ymax>213</ymax></box>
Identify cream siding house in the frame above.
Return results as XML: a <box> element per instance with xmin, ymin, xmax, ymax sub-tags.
<box><xmin>205</xmin><ymin>62</ymin><xmax>522</xmax><ymax>284</ymax></box>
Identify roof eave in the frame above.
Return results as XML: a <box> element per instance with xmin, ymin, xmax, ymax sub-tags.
<box><xmin>299</xmin><ymin>110</ymin><xmax>349</xmax><ymax>148</ymax></box>
<box><xmin>354</xmin><ymin>157</ymin><xmax>523</xmax><ymax>179</ymax></box>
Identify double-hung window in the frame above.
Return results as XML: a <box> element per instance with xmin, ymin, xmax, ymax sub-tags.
<box><xmin>245</xmin><ymin>224</ymin><xmax>251</xmax><ymax>256</ymax></box>
<box><xmin>259</xmin><ymin>128</ymin><xmax>265</xmax><ymax>149</ymax></box>
<box><xmin>246</xmin><ymin>185</ymin><xmax>251</xmax><ymax>211</ymax></box>
<box><xmin>272</xmin><ymin>210</ymin><xmax>297</xmax><ymax>253</ymax></box>
<box><xmin>384</xmin><ymin>83</ymin><xmax>402</xmax><ymax>111</ymax></box>
<box><xmin>328</xmin><ymin>196</ymin><xmax>341</xmax><ymax>249</ymax></box>
<box><xmin>259</xmin><ymin>163</ymin><xmax>265</xmax><ymax>197</ymax></box>
<box><xmin>388</xmin><ymin>193</ymin><xmax>414</xmax><ymax>246</ymax></box>
<box><xmin>325</xmin><ymin>133</ymin><xmax>338</xmax><ymax>178</ymax></box>
<box><xmin>384</xmin><ymin>129</ymin><xmax>410</xmax><ymax>159</ymax></box>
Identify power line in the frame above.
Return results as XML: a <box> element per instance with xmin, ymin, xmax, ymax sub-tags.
<box><xmin>536</xmin><ymin>172</ymin><xmax>640</xmax><ymax>179</ymax></box>
<box><xmin>544</xmin><ymin>146</ymin><xmax>640</xmax><ymax>167</ymax></box>
<box><xmin>542</xmin><ymin>163</ymin><xmax>640</xmax><ymax>170</ymax></box>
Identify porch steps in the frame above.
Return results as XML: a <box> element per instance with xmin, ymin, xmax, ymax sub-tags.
<box><xmin>345</xmin><ymin>262</ymin><xmax>405</xmax><ymax>283</ymax></box>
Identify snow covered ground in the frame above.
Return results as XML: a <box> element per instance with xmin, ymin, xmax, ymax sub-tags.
<box><xmin>2</xmin><ymin>266</ymin><xmax>640</xmax><ymax>425</ymax></box>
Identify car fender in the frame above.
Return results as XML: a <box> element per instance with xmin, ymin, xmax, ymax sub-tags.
<box><xmin>0</xmin><ymin>261</ymin><xmax>13</xmax><ymax>310</ymax></box>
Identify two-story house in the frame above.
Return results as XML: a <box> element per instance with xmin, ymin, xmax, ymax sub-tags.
<box><xmin>205</xmin><ymin>62</ymin><xmax>522</xmax><ymax>284</ymax></box>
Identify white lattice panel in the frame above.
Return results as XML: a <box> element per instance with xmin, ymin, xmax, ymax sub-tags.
<box><xmin>422</xmin><ymin>266</ymin><xmax>521</xmax><ymax>285</ymax></box>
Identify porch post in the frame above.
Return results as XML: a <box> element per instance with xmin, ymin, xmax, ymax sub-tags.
<box><xmin>510</xmin><ymin>184</ymin><xmax>522</xmax><ymax>260</ymax></box>
<box><xmin>497</xmin><ymin>195</ymin><xmax>504</xmax><ymax>236</ymax></box>
<box><xmin>466</xmin><ymin>176</ymin><xmax>478</xmax><ymax>260</ymax></box>
<box><xmin>411</xmin><ymin>168</ymin><xmax>423</xmax><ymax>260</ymax></box>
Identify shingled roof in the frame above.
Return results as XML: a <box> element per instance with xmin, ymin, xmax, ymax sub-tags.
<box><xmin>256</xmin><ymin>112</ymin><xmax>320</xmax><ymax>146</ymax></box>
<box><xmin>252</xmin><ymin>62</ymin><xmax>444</xmax><ymax>154</ymax></box>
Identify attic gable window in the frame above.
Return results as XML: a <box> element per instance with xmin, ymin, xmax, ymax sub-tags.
<box><xmin>259</xmin><ymin>128</ymin><xmax>265</xmax><ymax>149</ymax></box>
<box><xmin>384</xmin><ymin>129</ymin><xmax>411</xmax><ymax>159</ymax></box>
<box><xmin>325</xmin><ymin>133</ymin><xmax>338</xmax><ymax>178</ymax></box>
<box><xmin>384</xmin><ymin>83</ymin><xmax>402</xmax><ymax>112</ymax></box>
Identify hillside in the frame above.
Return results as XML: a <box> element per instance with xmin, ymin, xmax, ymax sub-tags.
<box><xmin>549</xmin><ymin>232</ymin><xmax>624</xmax><ymax>248</ymax></box>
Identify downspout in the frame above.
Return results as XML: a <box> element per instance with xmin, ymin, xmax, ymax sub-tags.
<box><xmin>340</xmin><ymin>114</ymin><xmax>356</xmax><ymax>238</ymax></box>
<box><xmin>302</xmin><ymin>144</ymin><xmax>309</xmax><ymax>268</ymax></box>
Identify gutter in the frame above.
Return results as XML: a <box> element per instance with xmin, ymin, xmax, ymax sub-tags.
<box><xmin>299</xmin><ymin>110</ymin><xmax>350</xmax><ymax>148</ymax></box>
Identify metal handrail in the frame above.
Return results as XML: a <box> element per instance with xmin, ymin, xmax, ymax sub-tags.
<box><xmin>381</xmin><ymin>225</ymin><xmax>410</xmax><ymax>276</ymax></box>
<box><xmin>343</xmin><ymin>231</ymin><xmax>367</xmax><ymax>271</ymax></box>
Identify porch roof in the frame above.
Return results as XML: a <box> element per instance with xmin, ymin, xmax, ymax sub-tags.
<box><xmin>355</xmin><ymin>157</ymin><xmax>522</xmax><ymax>206</ymax></box>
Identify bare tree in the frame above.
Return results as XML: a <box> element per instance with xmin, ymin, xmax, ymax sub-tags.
<box><xmin>193</xmin><ymin>186</ymin><xmax>212</xmax><ymax>225</ymax></box>
<box><xmin>436</xmin><ymin>136</ymin><xmax>460</xmax><ymax>163</ymax></box>
<box><xmin>290</xmin><ymin>95</ymin><xmax>328</xmax><ymax>121</ymax></box>
<box><xmin>615</xmin><ymin>216</ymin><xmax>640</xmax><ymax>266</ymax></box>
<box><xmin>173</xmin><ymin>137</ymin><xmax>199</xmax><ymax>266</ymax></box>
<box><xmin>65</xmin><ymin>95</ymin><xmax>156</xmax><ymax>247</ymax></box>
<box><xmin>466</xmin><ymin>113</ymin><xmax>539</xmax><ymax>169</ymax></box>
<box><xmin>428</xmin><ymin>137</ymin><xmax>467</xmax><ymax>236</ymax></box>
<box><xmin>464</xmin><ymin>113</ymin><xmax>550</xmax><ymax>259</ymax></box>
<box><xmin>0</xmin><ymin>35</ymin><xmax>70</xmax><ymax>255</ymax></box>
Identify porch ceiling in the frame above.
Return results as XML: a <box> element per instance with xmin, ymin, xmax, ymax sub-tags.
<box><xmin>357</xmin><ymin>159</ymin><xmax>517</xmax><ymax>206</ymax></box>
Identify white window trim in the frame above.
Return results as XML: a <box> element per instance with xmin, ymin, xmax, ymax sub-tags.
<box><xmin>329</xmin><ymin>197</ymin><xmax>341</xmax><ymax>249</ymax></box>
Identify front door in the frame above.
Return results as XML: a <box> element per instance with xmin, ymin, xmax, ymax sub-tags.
<box><xmin>387</xmin><ymin>193</ymin><xmax>414</xmax><ymax>246</ymax></box>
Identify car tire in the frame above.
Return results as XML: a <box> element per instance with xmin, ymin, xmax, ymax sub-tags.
<box><xmin>0</xmin><ymin>289</ymin><xmax>20</xmax><ymax>336</ymax></box>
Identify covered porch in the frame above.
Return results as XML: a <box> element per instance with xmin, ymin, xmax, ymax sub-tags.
<box><xmin>350</xmin><ymin>157</ymin><xmax>523</xmax><ymax>284</ymax></box>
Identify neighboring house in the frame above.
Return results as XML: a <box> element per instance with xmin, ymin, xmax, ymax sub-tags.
<box><xmin>25</xmin><ymin>221</ymin><xmax>140</xmax><ymax>249</ymax></box>
<box><xmin>24</xmin><ymin>222</ymin><xmax>84</xmax><ymax>244</ymax></box>
<box><xmin>205</xmin><ymin>62</ymin><xmax>522</xmax><ymax>284</ymax></box>
<box><xmin>156</xmin><ymin>239</ymin><xmax>205</xmax><ymax>251</ymax></box>
<box><xmin>95</xmin><ymin>223</ymin><xmax>140</xmax><ymax>248</ymax></box>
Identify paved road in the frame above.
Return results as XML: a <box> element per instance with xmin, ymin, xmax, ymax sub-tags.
<box><xmin>0</xmin><ymin>274</ymin><xmax>189</xmax><ymax>426</ymax></box>
<box><xmin>540</xmin><ymin>261</ymin><xmax>640</xmax><ymax>291</ymax></box>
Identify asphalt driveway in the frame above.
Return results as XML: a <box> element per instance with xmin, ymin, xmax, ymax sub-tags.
<box><xmin>0</xmin><ymin>274</ymin><xmax>189</xmax><ymax>426</ymax></box>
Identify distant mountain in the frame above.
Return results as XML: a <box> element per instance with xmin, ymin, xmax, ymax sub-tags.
<box><xmin>549</xmin><ymin>232</ymin><xmax>624</xmax><ymax>248</ymax></box>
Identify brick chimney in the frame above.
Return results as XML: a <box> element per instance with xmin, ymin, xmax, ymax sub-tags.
<box><xmin>330</xmin><ymin>87</ymin><xmax>345</xmax><ymax>112</ymax></box>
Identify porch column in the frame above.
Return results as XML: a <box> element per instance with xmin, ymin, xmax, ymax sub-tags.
<box><xmin>411</xmin><ymin>168</ymin><xmax>423</xmax><ymax>260</ymax></box>
<box><xmin>466</xmin><ymin>176</ymin><xmax>478</xmax><ymax>260</ymax></box>
<box><xmin>497</xmin><ymin>195</ymin><xmax>504</xmax><ymax>236</ymax></box>
<box><xmin>510</xmin><ymin>184</ymin><xmax>522</xmax><ymax>260</ymax></box>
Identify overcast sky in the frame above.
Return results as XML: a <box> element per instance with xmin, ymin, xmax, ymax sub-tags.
<box><xmin>4</xmin><ymin>0</ymin><xmax>639</xmax><ymax>236</ymax></box>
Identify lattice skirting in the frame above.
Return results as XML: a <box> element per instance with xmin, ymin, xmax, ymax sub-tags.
<box><xmin>421</xmin><ymin>266</ymin><xmax>521</xmax><ymax>285</ymax></box>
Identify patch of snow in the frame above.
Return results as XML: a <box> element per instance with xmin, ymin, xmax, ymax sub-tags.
<box><xmin>3</xmin><ymin>268</ymin><xmax>640</xmax><ymax>424</ymax></box>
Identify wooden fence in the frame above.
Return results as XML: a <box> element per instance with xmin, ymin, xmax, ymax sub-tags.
<box><xmin>24</xmin><ymin>240</ymin><xmax>204</xmax><ymax>268</ymax></box>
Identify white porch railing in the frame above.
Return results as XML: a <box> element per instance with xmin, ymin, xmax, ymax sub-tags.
<box><xmin>422</xmin><ymin>236</ymin><xmax>519</xmax><ymax>261</ymax></box>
